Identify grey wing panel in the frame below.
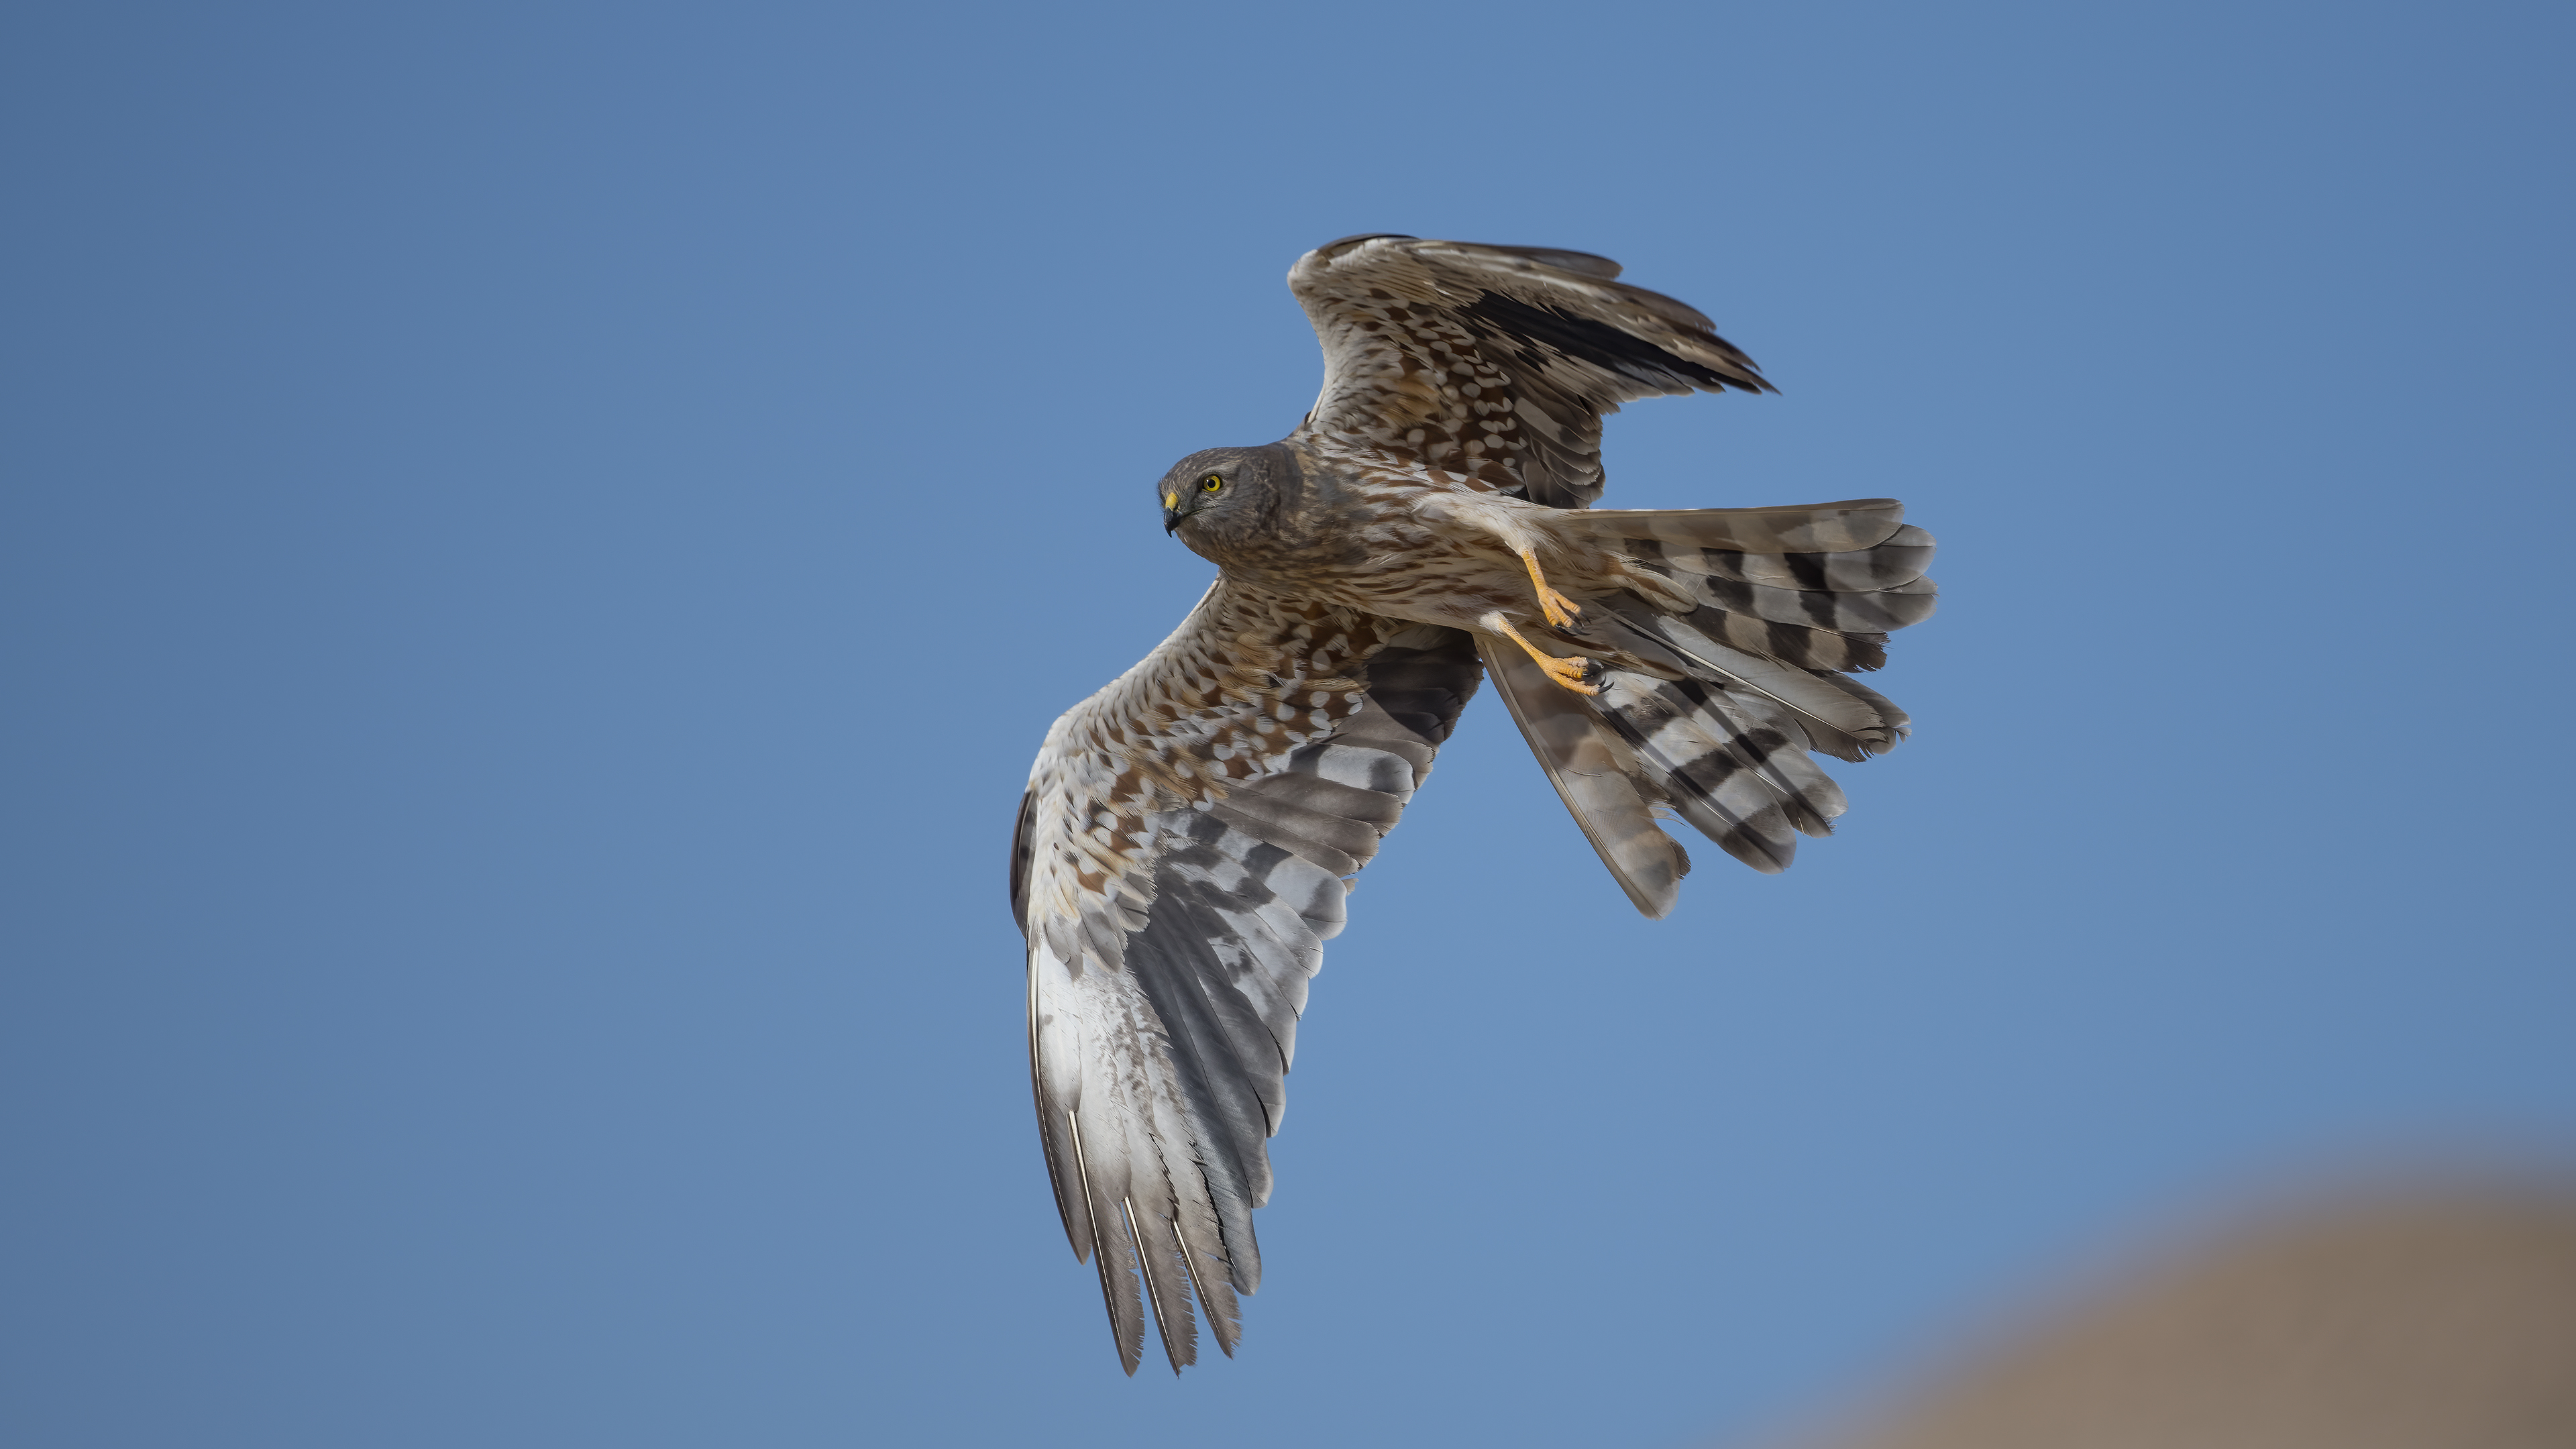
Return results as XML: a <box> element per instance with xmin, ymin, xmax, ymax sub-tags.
<box><xmin>1032</xmin><ymin>623</ymin><xmax>1482</xmax><ymax>1375</ymax></box>
<box><xmin>1119</xmin><ymin>623</ymin><xmax>1482</xmax><ymax>1205</ymax></box>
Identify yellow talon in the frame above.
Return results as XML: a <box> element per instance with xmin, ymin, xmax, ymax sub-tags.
<box><xmin>1520</xmin><ymin>549</ymin><xmax>1581</xmax><ymax>628</ymax></box>
<box><xmin>1531</xmin><ymin>652</ymin><xmax>1597</xmax><ymax>692</ymax></box>
<box><xmin>1481</xmin><ymin>611</ymin><xmax>1600</xmax><ymax>695</ymax></box>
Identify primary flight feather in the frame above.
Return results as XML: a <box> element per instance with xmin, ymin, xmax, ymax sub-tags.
<box><xmin>1012</xmin><ymin>236</ymin><xmax>1936</xmax><ymax>1373</ymax></box>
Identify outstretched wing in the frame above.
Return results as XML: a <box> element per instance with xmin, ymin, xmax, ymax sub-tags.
<box><xmin>1015</xmin><ymin>583</ymin><xmax>1482</xmax><ymax>1374</ymax></box>
<box><xmin>1287</xmin><ymin>235</ymin><xmax>1774</xmax><ymax>507</ymax></box>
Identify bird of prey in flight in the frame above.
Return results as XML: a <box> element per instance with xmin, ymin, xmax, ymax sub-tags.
<box><xmin>1010</xmin><ymin>236</ymin><xmax>1935</xmax><ymax>1373</ymax></box>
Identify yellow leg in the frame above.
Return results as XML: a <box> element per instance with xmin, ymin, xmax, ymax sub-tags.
<box><xmin>1481</xmin><ymin>611</ymin><xmax>1599</xmax><ymax>695</ymax></box>
<box><xmin>1519</xmin><ymin>549</ymin><xmax>1581</xmax><ymax>628</ymax></box>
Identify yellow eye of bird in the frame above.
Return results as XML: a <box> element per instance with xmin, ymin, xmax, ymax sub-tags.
<box><xmin>1201</xmin><ymin>474</ymin><xmax>1224</xmax><ymax>491</ymax></box>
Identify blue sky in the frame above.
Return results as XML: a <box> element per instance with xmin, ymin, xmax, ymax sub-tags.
<box><xmin>5</xmin><ymin>3</ymin><xmax>2570</xmax><ymax>1446</ymax></box>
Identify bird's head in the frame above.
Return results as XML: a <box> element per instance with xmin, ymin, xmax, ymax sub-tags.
<box><xmin>1157</xmin><ymin>444</ymin><xmax>1299</xmax><ymax>556</ymax></box>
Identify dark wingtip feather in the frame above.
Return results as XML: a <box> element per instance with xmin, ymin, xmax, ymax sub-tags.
<box><xmin>1460</xmin><ymin>289</ymin><xmax>1770</xmax><ymax>398</ymax></box>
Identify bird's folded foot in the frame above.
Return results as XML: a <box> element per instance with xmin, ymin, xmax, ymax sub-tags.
<box><xmin>1481</xmin><ymin>611</ymin><xmax>1601</xmax><ymax>695</ymax></box>
<box><xmin>1519</xmin><ymin>549</ymin><xmax>1582</xmax><ymax>628</ymax></box>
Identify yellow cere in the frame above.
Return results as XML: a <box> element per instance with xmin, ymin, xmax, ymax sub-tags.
<box><xmin>1163</xmin><ymin>492</ymin><xmax>1179</xmax><ymax>510</ymax></box>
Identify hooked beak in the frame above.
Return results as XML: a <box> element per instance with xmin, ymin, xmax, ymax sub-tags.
<box><xmin>1162</xmin><ymin>490</ymin><xmax>1184</xmax><ymax>535</ymax></box>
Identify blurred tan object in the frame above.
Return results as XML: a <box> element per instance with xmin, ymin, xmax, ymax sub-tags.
<box><xmin>1789</xmin><ymin>1184</ymin><xmax>2576</xmax><ymax>1449</ymax></box>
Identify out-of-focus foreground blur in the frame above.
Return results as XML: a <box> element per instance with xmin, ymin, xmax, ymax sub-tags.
<box><xmin>1769</xmin><ymin>1182</ymin><xmax>2576</xmax><ymax>1449</ymax></box>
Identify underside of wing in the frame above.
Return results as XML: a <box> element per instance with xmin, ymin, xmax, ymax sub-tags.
<box><xmin>1288</xmin><ymin>235</ymin><xmax>1773</xmax><ymax>506</ymax></box>
<box><xmin>1018</xmin><ymin>600</ymin><xmax>1482</xmax><ymax>1373</ymax></box>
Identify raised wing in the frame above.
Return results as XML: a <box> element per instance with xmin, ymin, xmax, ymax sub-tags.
<box><xmin>1287</xmin><ymin>235</ymin><xmax>1773</xmax><ymax>507</ymax></box>
<box><xmin>1015</xmin><ymin>584</ymin><xmax>1482</xmax><ymax>1373</ymax></box>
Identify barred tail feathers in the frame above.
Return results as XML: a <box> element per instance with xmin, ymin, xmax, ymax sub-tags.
<box><xmin>1489</xmin><ymin>499</ymin><xmax>1929</xmax><ymax>912</ymax></box>
<box><xmin>1479</xmin><ymin>638</ymin><xmax>1692</xmax><ymax>917</ymax></box>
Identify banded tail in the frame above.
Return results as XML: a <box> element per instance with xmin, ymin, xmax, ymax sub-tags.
<box><xmin>1493</xmin><ymin>498</ymin><xmax>1933</xmax><ymax>916</ymax></box>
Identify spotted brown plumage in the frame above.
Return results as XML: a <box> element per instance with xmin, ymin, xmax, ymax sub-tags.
<box><xmin>1017</xmin><ymin>237</ymin><xmax>1937</xmax><ymax>1373</ymax></box>
<box><xmin>1292</xmin><ymin>235</ymin><xmax>1772</xmax><ymax>506</ymax></box>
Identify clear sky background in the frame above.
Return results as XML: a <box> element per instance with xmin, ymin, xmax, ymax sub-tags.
<box><xmin>5</xmin><ymin>3</ymin><xmax>2571</xmax><ymax>1446</ymax></box>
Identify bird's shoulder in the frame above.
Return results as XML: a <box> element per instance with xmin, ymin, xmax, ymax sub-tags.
<box><xmin>1026</xmin><ymin>585</ymin><xmax>1406</xmax><ymax>888</ymax></box>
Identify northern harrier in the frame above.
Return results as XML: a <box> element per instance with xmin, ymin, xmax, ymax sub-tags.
<box><xmin>1012</xmin><ymin>236</ymin><xmax>1935</xmax><ymax>1373</ymax></box>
